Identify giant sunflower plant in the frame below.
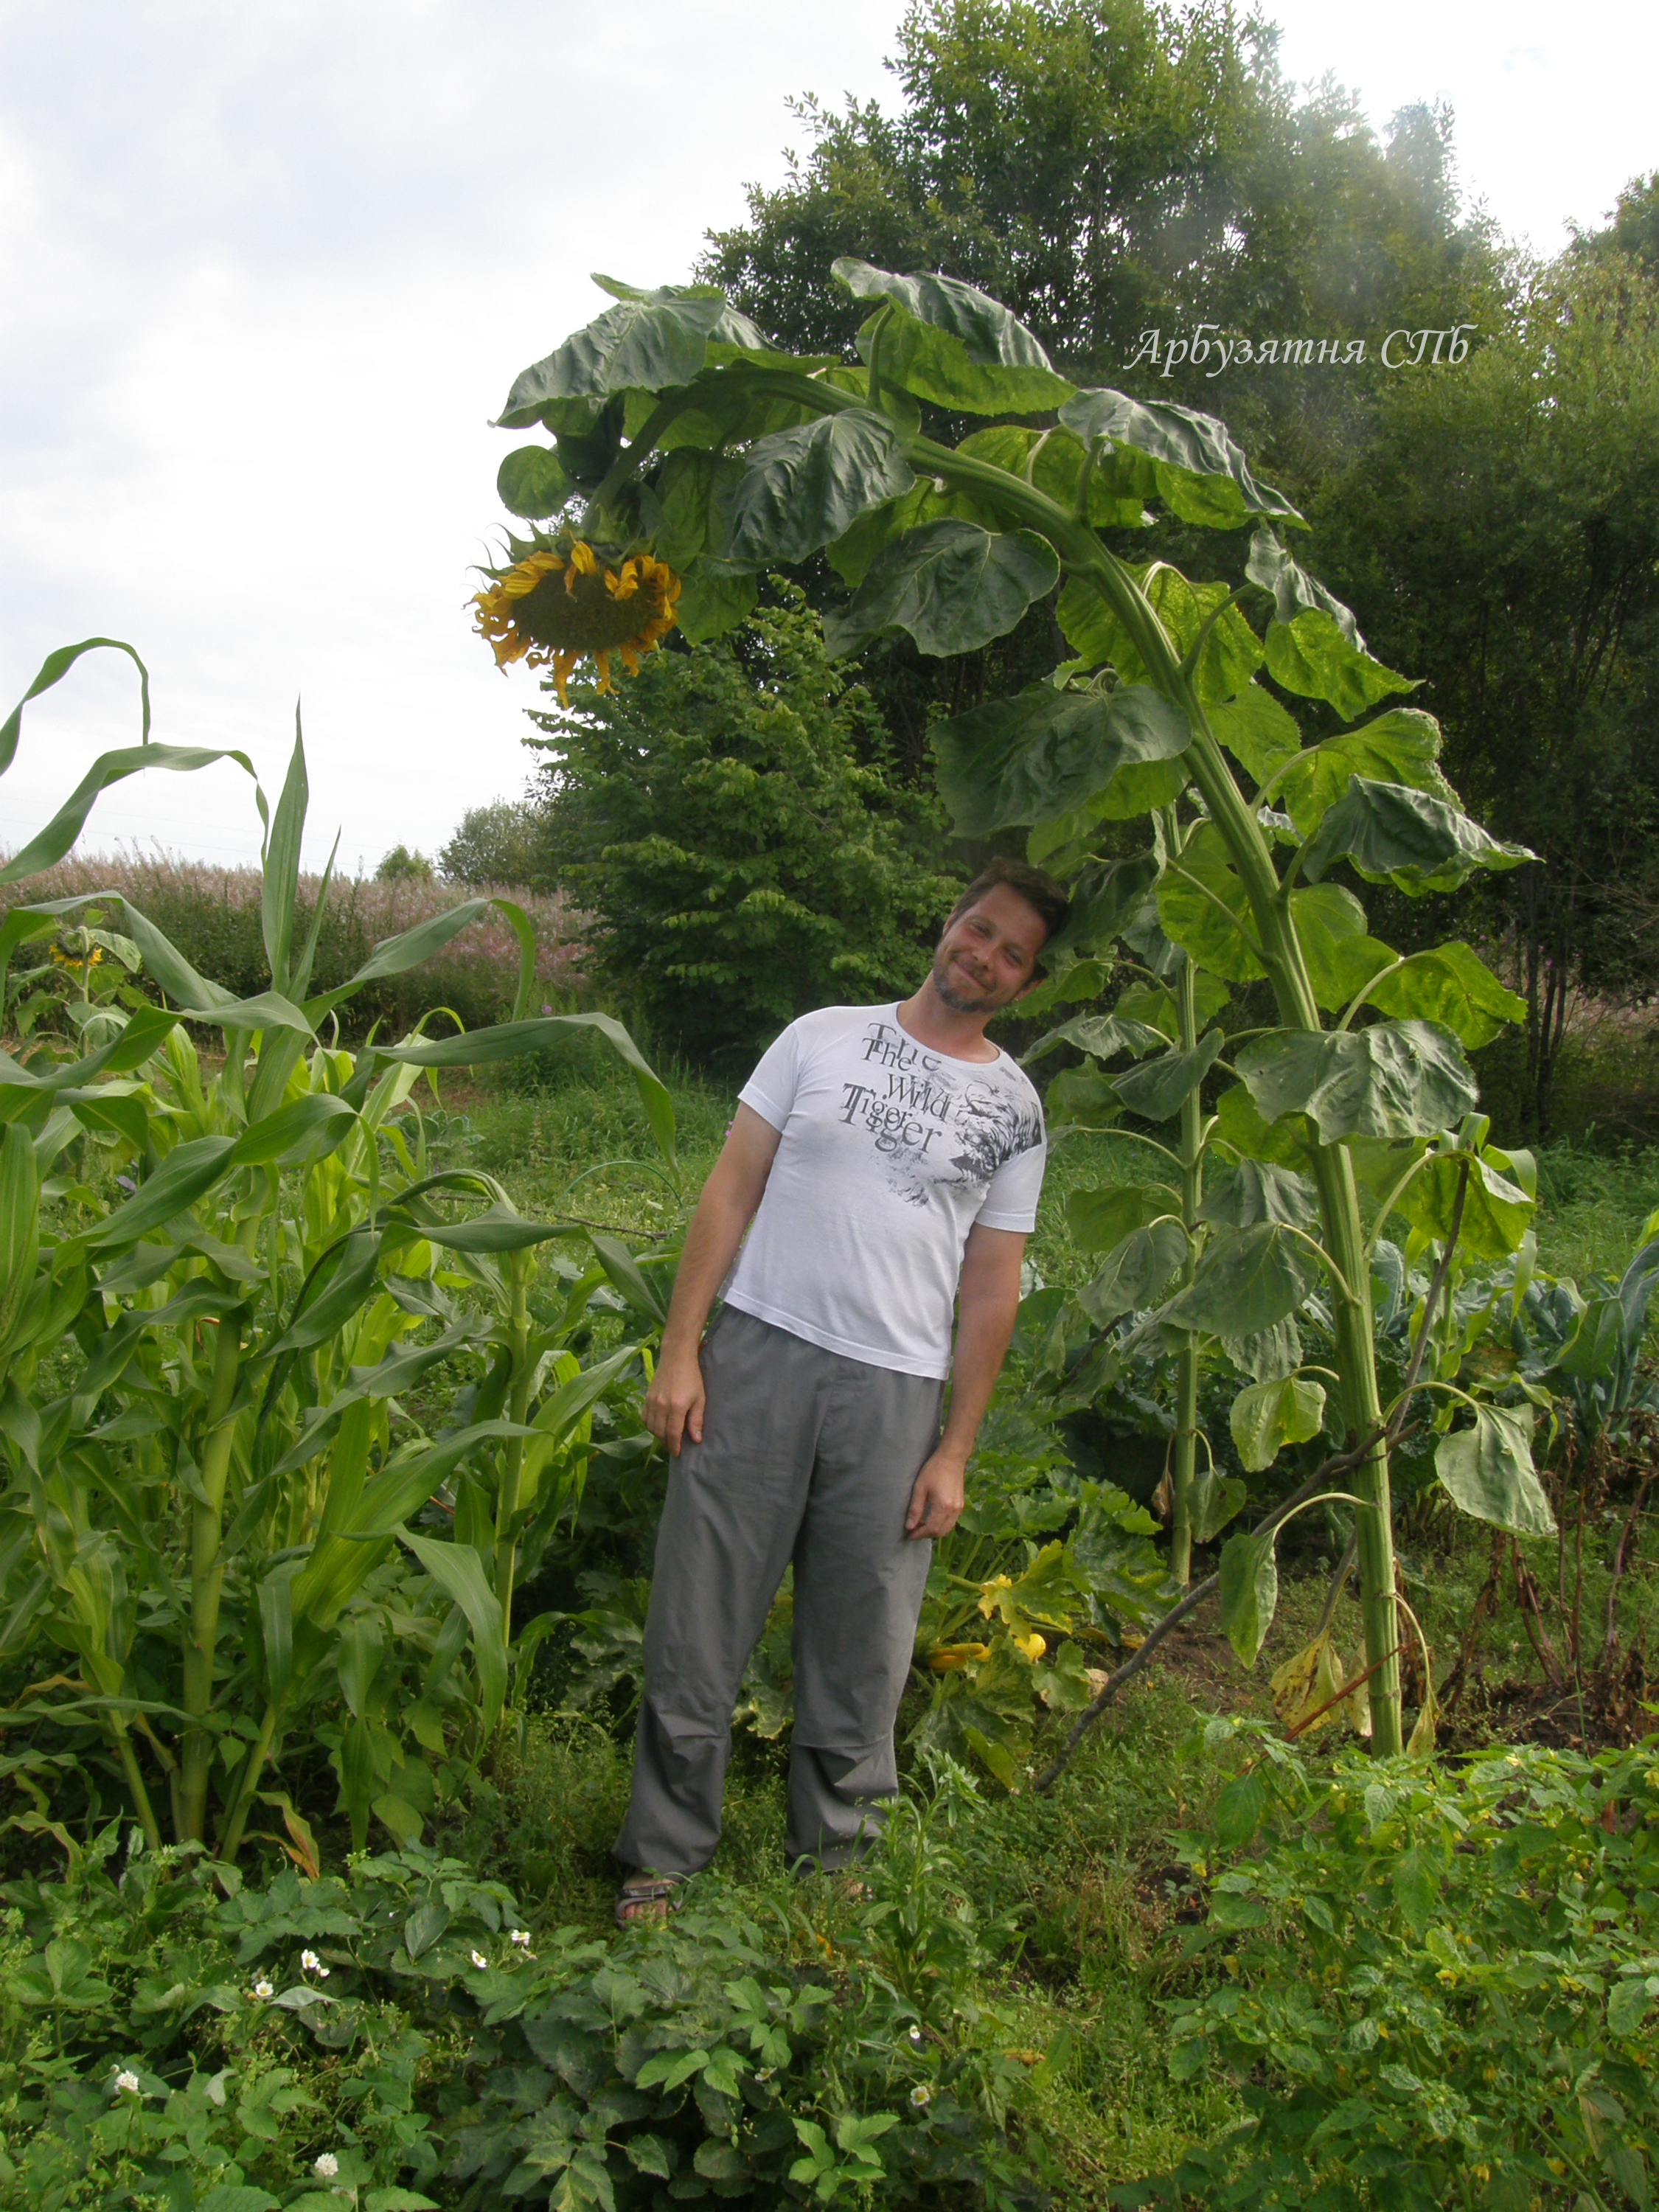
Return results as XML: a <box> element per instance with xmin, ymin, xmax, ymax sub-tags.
<box><xmin>479</xmin><ymin>262</ymin><xmax>1551</xmax><ymax>1756</ymax></box>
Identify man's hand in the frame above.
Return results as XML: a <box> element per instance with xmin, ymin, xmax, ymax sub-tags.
<box><xmin>905</xmin><ymin>1448</ymin><xmax>967</xmax><ymax>1540</ymax></box>
<box><xmin>644</xmin><ymin>1346</ymin><xmax>707</xmax><ymax>1456</ymax></box>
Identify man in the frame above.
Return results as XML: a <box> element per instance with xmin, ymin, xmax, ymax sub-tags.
<box><xmin>613</xmin><ymin>858</ymin><xmax>1066</xmax><ymax>1922</ymax></box>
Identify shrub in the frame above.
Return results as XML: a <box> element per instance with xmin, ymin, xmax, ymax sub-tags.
<box><xmin>526</xmin><ymin>591</ymin><xmax>961</xmax><ymax>1066</ymax></box>
<box><xmin>439</xmin><ymin>799</ymin><xmax>549</xmax><ymax>892</ymax></box>
<box><xmin>1124</xmin><ymin>1720</ymin><xmax>1659</xmax><ymax>2211</ymax></box>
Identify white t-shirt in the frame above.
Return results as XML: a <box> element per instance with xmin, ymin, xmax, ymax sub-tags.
<box><xmin>723</xmin><ymin>1003</ymin><xmax>1047</xmax><ymax>1380</ymax></box>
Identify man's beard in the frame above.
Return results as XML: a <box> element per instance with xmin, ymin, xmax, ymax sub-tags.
<box><xmin>931</xmin><ymin>947</ymin><xmax>1000</xmax><ymax>1013</ymax></box>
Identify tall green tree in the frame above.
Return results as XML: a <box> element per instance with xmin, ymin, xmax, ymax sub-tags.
<box><xmin>701</xmin><ymin>0</ymin><xmax>1509</xmax><ymax>481</ymax></box>
<box><xmin>526</xmin><ymin>593</ymin><xmax>959</xmax><ymax>1062</ymax></box>
<box><xmin>1313</xmin><ymin>251</ymin><xmax>1659</xmax><ymax>1134</ymax></box>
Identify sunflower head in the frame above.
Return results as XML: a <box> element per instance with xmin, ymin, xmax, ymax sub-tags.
<box><xmin>471</xmin><ymin>540</ymin><xmax>682</xmax><ymax>705</ymax></box>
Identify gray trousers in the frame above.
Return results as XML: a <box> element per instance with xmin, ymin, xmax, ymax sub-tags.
<box><xmin>613</xmin><ymin>1307</ymin><xmax>944</xmax><ymax>1875</ymax></box>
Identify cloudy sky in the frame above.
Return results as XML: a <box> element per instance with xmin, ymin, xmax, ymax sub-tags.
<box><xmin>1</xmin><ymin>1</ymin><xmax>1654</xmax><ymax>874</ymax></box>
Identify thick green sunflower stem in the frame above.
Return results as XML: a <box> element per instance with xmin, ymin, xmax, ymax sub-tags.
<box><xmin>1171</xmin><ymin>934</ymin><xmax>1204</xmax><ymax>1590</ymax></box>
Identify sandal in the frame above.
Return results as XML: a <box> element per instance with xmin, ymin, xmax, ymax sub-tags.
<box><xmin>614</xmin><ymin>1872</ymin><xmax>686</xmax><ymax>1927</ymax></box>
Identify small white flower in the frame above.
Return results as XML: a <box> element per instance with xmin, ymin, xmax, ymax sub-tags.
<box><xmin>509</xmin><ymin>1929</ymin><xmax>532</xmax><ymax>1947</ymax></box>
<box><xmin>755</xmin><ymin>2067</ymin><xmax>774</xmax><ymax>2082</ymax></box>
<box><xmin>910</xmin><ymin>2084</ymin><xmax>932</xmax><ymax>2108</ymax></box>
<box><xmin>471</xmin><ymin>1949</ymin><xmax>489</xmax><ymax>1970</ymax></box>
<box><xmin>313</xmin><ymin>2152</ymin><xmax>340</xmax><ymax>2180</ymax></box>
<box><xmin>907</xmin><ymin>2025</ymin><xmax>925</xmax><ymax>2046</ymax></box>
<box><xmin>114</xmin><ymin>2069</ymin><xmax>142</xmax><ymax>2096</ymax></box>
<box><xmin>251</xmin><ymin>1979</ymin><xmax>274</xmax><ymax>2001</ymax></box>
<box><xmin>301</xmin><ymin>1949</ymin><xmax>322</xmax><ymax>1972</ymax></box>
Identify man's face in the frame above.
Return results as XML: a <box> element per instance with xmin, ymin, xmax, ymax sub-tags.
<box><xmin>930</xmin><ymin>883</ymin><xmax>1047</xmax><ymax>1015</ymax></box>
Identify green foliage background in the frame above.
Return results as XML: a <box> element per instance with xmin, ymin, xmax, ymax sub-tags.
<box><xmin>524</xmin><ymin>591</ymin><xmax>961</xmax><ymax>1064</ymax></box>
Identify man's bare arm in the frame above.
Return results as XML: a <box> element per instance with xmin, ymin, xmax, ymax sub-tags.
<box><xmin>905</xmin><ymin>1223</ymin><xmax>1026</xmax><ymax>1540</ymax></box>
<box><xmin>642</xmin><ymin>1103</ymin><xmax>782</xmax><ymax>1455</ymax></box>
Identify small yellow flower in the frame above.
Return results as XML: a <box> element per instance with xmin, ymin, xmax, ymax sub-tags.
<box><xmin>1012</xmin><ymin>1630</ymin><xmax>1046</xmax><ymax>1663</ymax></box>
<box><xmin>471</xmin><ymin>541</ymin><xmax>681</xmax><ymax>705</ymax></box>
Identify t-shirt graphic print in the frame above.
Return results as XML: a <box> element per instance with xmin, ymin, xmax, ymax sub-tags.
<box><xmin>723</xmin><ymin>1004</ymin><xmax>1047</xmax><ymax>1380</ymax></box>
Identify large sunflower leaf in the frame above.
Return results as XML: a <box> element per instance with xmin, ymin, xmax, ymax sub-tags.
<box><xmin>1045</xmin><ymin>852</ymin><xmax>1161</xmax><ymax>959</ymax></box>
<box><xmin>1364</xmin><ymin>941</ymin><xmax>1527</xmax><ymax>1049</ymax></box>
<box><xmin>1263</xmin><ymin>612</ymin><xmax>1415</xmax><ymax>722</ymax></box>
<box><xmin>1112</xmin><ymin>1028</ymin><xmax>1224</xmax><ymax>1121</ymax></box>
<box><xmin>1166</xmin><ymin>1222</ymin><xmax>1318</xmax><ymax>1335</ymax></box>
<box><xmin>1077</xmin><ymin>1218</ymin><xmax>1189</xmax><ymax>1326</ymax></box>
<box><xmin>1279</xmin><ymin>708</ymin><xmax>1453</xmax><ymax>838</ymax></box>
<box><xmin>1392</xmin><ymin>1150</ymin><xmax>1535</xmax><ymax>1261</ymax></box>
<box><xmin>496</xmin><ymin>445</ymin><xmax>571</xmax><ymax>521</ymax></box>
<box><xmin>1246</xmin><ymin>527</ymin><xmax>1365</xmax><ymax>646</ymax></box>
<box><xmin>933</xmin><ymin>682</ymin><xmax>1191</xmax><ymax>836</ymax></box>
<box><xmin>833</xmin><ymin>259</ymin><xmax>1071</xmax><ymax>414</ymax></box>
<box><xmin>496</xmin><ymin>285</ymin><xmax>770</xmax><ymax>421</ymax></box>
<box><xmin>1197</xmin><ymin>1160</ymin><xmax>1319</xmax><ymax>1232</ymax></box>
<box><xmin>1212</xmin><ymin>1082</ymin><xmax>1318</xmax><ymax>1172</ymax></box>
<box><xmin>1058</xmin><ymin>566</ymin><xmax>1263</xmax><ymax>704</ymax></box>
<box><xmin>1066</xmin><ymin>1181</ymin><xmax>1179</xmax><ymax>1254</ymax></box>
<box><xmin>1301</xmin><ymin>777</ymin><xmax>1537</xmax><ymax>896</ymax></box>
<box><xmin>1230</xmin><ymin>1374</ymin><xmax>1326</xmax><ymax>1473</ymax></box>
<box><xmin>1156</xmin><ymin>821</ymin><xmax>1266</xmax><ymax>983</ymax></box>
<box><xmin>1024</xmin><ymin>1008</ymin><xmax>1166</xmax><ymax>1066</ymax></box>
<box><xmin>1290</xmin><ymin>882</ymin><xmax>1397</xmax><ymax>1012</ymax></box>
<box><xmin>1436</xmin><ymin>1405</ymin><xmax>1554</xmax><ymax>1537</ymax></box>
<box><xmin>1237</xmin><ymin>1020</ymin><xmax>1478</xmax><ymax>1143</ymax></box>
<box><xmin>644</xmin><ymin>449</ymin><xmax>745</xmax><ymax>572</ymax></box>
<box><xmin>824</xmin><ymin>521</ymin><xmax>1059</xmax><ymax>658</ymax></box>
<box><xmin>723</xmin><ymin>409</ymin><xmax>916</xmax><ymax>566</ymax></box>
<box><xmin>674</xmin><ymin>560</ymin><xmax>759</xmax><ymax>645</ymax></box>
<box><xmin>1208</xmin><ymin>684</ymin><xmax>1303</xmax><ymax>786</ymax></box>
<box><xmin>1060</xmin><ymin>389</ymin><xmax>1302</xmax><ymax>522</ymax></box>
<box><xmin>1219</xmin><ymin>1527</ymin><xmax>1280</xmax><ymax>1666</ymax></box>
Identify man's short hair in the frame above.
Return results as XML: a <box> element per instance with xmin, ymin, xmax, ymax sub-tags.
<box><xmin>945</xmin><ymin>858</ymin><xmax>1070</xmax><ymax>974</ymax></box>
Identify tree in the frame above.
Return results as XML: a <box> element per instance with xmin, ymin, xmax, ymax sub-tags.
<box><xmin>524</xmin><ymin>591</ymin><xmax>960</xmax><ymax>1063</ymax></box>
<box><xmin>1313</xmin><ymin>250</ymin><xmax>1659</xmax><ymax>1134</ymax></box>
<box><xmin>375</xmin><ymin>843</ymin><xmax>433</xmax><ymax>883</ymax></box>
<box><xmin>439</xmin><ymin>797</ymin><xmax>547</xmax><ymax>888</ymax></box>
<box><xmin>701</xmin><ymin>0</ymin><xmax>1510</xmax><ymax>483</ymax></box>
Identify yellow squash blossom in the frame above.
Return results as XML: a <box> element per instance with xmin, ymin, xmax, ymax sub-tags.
<box><xmin>929</xmin><ymin>1642</ymin><xmax>991</xmax><ymax>1672</ymax></box>
<box><xmin>471</xmin><ymin>541</ymin><xmax>681</xmax><ymax>706</ymax></box>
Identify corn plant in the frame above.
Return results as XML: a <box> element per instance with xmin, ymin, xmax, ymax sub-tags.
<box><xmin>476</xmin><ymin>264</ymin><xmax>1557</xmax><ymax>1753</ymax></box>
<box><xmin>0</xmin><ymin>641</ymin><xmax>679</xmax><ymax>1857</ymax></box>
